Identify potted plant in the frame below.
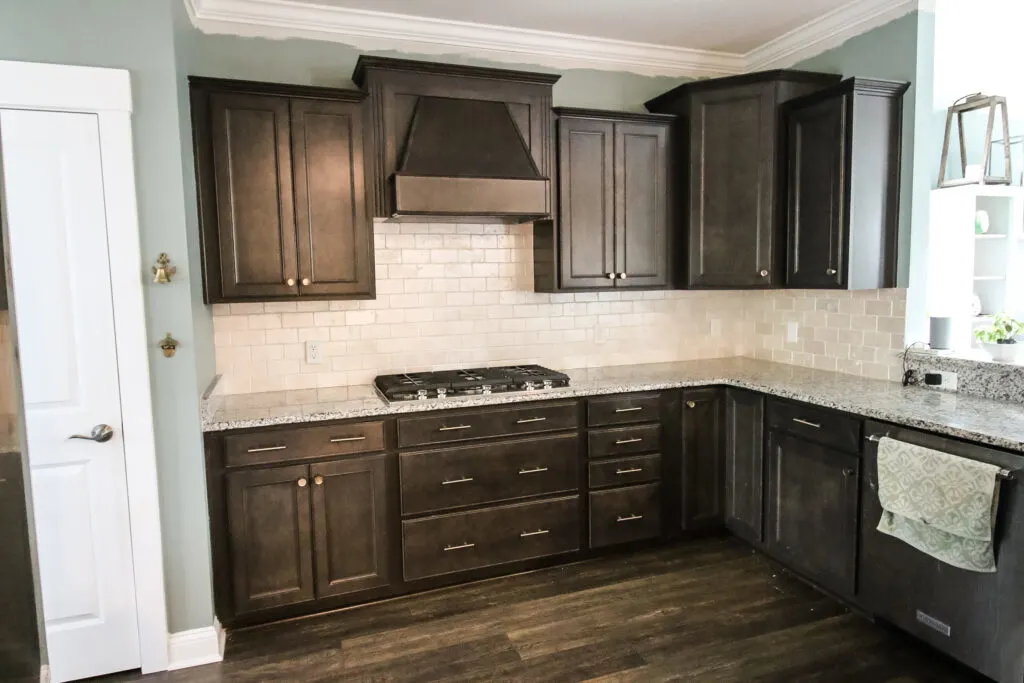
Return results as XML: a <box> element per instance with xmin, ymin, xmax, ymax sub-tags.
<box><xmin>974</xmin><ymin>312</ymin><xmax>1024</xmax><ymax>362</ymax></box>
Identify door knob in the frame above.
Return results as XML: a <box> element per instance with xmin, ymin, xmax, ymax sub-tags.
<box><xmin>68</xmin><ymin>424</ymin><xmax>114</xmax><ymax>443</ymax></box>
<box><xmin>286</xmin><ymin>278</ymin><xmax>296</xmax><ymax>287</ymax></box>
<box><xmin>301</xmin><ymin>278</ymin><xmax>311</xmax><ymax>286</ymax></box>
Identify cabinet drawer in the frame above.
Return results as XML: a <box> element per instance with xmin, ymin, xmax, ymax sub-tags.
<box><xmin>587</xmin><ymin>393</ymin><xmax>661</xmax><ymax>427</ymax></box>
<box><xmin>397</xmin><ymin>402</ymin><xmax>577</xmax><ymax>448</ymax></box>
<box><xmin>766</xmin><ymin>399</ymin><xmax>861</xmax><ymax>454</ymax></box>
<box><xmin>589</xmin><ymin>424</ymin><xmax>661</xmax><ymax>458</ymax></box>
<box><xmin>589</xmin><ymin>454</ymin><xmax>661</xmax><ymax>489</ymax></box>
<box><xmin>402</xmin><ymin>495</ymin><xmax>581</xmax><ymax>581</ymax></box>
<box><xmin>589</xmin><ymin>483</ymin><xmax>661</xmax><ymax>548</ymax></box>
<box><xmin>224</xmin><ymin>421</ymin><xmax>385</xmax><ymax>467</ymax></box>
<box><xmin>400</xmin><ymin>434</ymin><xmax>579</xmax><ymax>515</ymax></box>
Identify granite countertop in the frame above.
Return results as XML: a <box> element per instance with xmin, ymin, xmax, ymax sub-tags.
<box><xmin>202</xmin><ymin>357</ymin><xmax>1024</xmax><ymax>453</ymax></box>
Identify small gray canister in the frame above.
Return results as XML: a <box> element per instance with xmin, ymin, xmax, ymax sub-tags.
<box><xmin>929</xmin><ymin>316</ymin><xmax>953</xmax><ymax>350</ymax></box>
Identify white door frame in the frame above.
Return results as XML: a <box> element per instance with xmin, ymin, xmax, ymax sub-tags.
<box><xmin>0</xmin><ymin>59</ymin><xmax>169</xmax><ymax>674</ymax></box>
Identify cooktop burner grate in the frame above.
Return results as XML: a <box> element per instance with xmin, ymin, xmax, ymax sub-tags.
<box><xmin>374</xmin><ymin>365</ymin><xmax>569</xmax><ymax>401</ymax></box>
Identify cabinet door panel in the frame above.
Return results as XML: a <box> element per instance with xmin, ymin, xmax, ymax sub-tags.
<box><xmin>725</xmin><ymin>389</ymin><xmax>765</xmax><ymax>545</ymax></box>
<box><xmin>558</xmin><ymin>118</ymin><xmax>615</xmax><ymax>288</ymax></box>
<box><xmin>227</xmin><ymin>464</ymin><xmax>313</xmax><ymax>614</ymax></box>
<box><xmin>766</xmin><ymin>431</ymin><xmax>859</xmax><ymax>597</ymax></box>
<box><xmin>688</xmin><ymin>84</ymin><xmax>776</xmax><ymax>288</ymax></box>
<box><xmin>681</xmin><ymin>388</ymin><xmax>724</xmax><ymax>530</ymax></box>
<box><xmin>210</xmin><ymin>92</ymin><xmax>298</xmax><ymax>298</ymax></box>
<box><xmin>311</xmin><ymin>455</ymin><xmax>391</xmax><ymax>598</ymax></box>
<box><xmin>615</xmin><ymin>122</ymin><xmax>669</xmax><ymax>288</ymax></box>
<box><xmin>787</xmin><ymin>94</ymin><xmax>847</xmax><ymax>289</ymax></box>
<box><xmin>291</xmin><ymin>98</ymin><xmax>374</xmax><ymax>298</ymax></box>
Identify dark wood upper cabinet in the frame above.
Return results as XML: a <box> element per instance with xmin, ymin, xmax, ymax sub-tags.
<box><xmin>538</xmin><ymin>108</ymin><xmax>672</xmax><ymax>291</ymax></box>
<box><xmin>311</xmin><ymin>455</ymin><xmax>391</xmax><ymax>599</ymax></box>
<box><xmin>765</xmin><ymin>430</ymin><xmax>859</xmax><ymax>598</ymax></box>
<box><xmin>724</xmin><ymin>388</ymin><xmax>765</xmax><ymax>546</ymax></box>
<box><xmin>226</xmin><ymin>464</ymin><xmax>315</xmax><ymax>614</ymax></box>
<box><xmin>190</xmin><ymin>77</ymin><xmax>374</xmax><ymax>303</ymax></box>
<box><xmin>784</xmin><ymin>78</ymin><xmax>909</xmax><ymax>290</ymax></box>
<box><xmin>680</xmin><ymin>387</ymin><xmax>724</xmax><ymax>531</ymax></box>
<box><xmin>645</xmin><ymin>70</ymin><xmax>840</xmax><ymax>289</ymax></box>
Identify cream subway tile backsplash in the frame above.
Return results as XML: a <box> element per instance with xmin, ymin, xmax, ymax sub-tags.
<box><xmin>212</xmin><ymin>221</ymin><xmax>909</xmax><ymax>394</ymax></box>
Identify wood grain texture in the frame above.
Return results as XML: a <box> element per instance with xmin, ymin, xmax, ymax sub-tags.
<box><xmin>725</xmin><ymin>388</ymin><xmax>765</xmax><ymax>546</ymax></box>
<box><xmin>102</xmin><ymin>539</ymin><xmax>987</xmax><ymax>683</ymax></box>
<box><xmin>681</xmin><ymin>388</ymin><xmax>725</xmax><ymax>531</ymax></box>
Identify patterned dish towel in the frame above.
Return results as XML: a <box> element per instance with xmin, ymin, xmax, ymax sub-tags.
<box><xmin>876</xmin><ymin>436</ymin><xmax>1002</xmax><ymax>573</ymax></box>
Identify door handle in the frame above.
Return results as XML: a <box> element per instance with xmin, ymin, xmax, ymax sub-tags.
<box><xmin>68</xmin><ymin>424</ymin><xmax>114</xmax><ymax>443</ymax></box>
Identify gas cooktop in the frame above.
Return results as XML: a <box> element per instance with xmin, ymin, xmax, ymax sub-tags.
<box><xmin>374</xmin><ymin>365</ymin><xmax>570</xmax><ymax>402</ymax></box>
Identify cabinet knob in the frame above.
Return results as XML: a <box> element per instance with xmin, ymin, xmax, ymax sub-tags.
<box><xmin>842</xmin><ymin>468</ymin><xmax>856</xmax><ymax>478</ymax></box>
<box><xmin>617</xmin><ymin>273</ymin><xmax>627</xmax><ymax>279</ymax></box>
<box><xmin>297</xmin><ymin>477</ymin><xmax>308</xmax><ymax>487</ymax></box>
<box><xmin>759</xmin><ymin>269</ymin><xmax>769</xmax><ymax>278</ymax></box>
<box><xmin>686</xmin><ymin>400</ymin><xmax>696</xmax><ymax>409</ymax></box>
<box><xmin>301</xmin><ymin>277</ymin><xmax>311</xmax><ymax>286</ymax></box>
<box><xmin>286</xmin><ymin>278</ymin><xmax>296</xmax><ymax>287</ymax></box>
<box><xmin>313</xmin><ymin>475</ymin><xmax>324</xmax><ymax>486</ymax></box>
<box><xmin>606</xmin><ymin>273</ymin><xmax>615</xmax><ymax>279</ymax></box>
<box><xmin>826</xmin><ymin>268</ymin><xmax>837</xmax><ymax>276</ymax></box>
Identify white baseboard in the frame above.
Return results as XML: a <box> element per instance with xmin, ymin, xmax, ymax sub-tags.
<box><xmin>167</xmin><ymin>619</ymin><xmax>225</xmax><ymax>671</ymax></box>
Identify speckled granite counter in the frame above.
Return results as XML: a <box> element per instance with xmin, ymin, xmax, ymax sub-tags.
<box><xmin>202</xmin><ymin>357</ymin><xmax>1024</xmax><ymax>453</ymax></box>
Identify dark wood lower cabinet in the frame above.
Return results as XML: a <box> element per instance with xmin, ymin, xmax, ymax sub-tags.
<box><xmin>765</xmin><ymin>430</ymin><xmax>859</xmax><ymax>598</ymax></box>
<box><xmin>724</xmin><ymin>389</ymin><xmax>765</xmax><ymax>545</ymax></box>
<box><xmin>226</xmin><ymin>464</ymin><xmax>315</xmax><ymax>613</ymax></box>
<box><xmin>681</xmin><ymin>388</ymin><xmax>724</xmax><ymax>530</ymax></box>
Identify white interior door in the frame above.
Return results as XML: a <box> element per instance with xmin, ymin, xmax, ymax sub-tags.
<box><xmin>0</xmin><ymin>108</ymin><xmax>141</xmax><ymax>682</ymax></box>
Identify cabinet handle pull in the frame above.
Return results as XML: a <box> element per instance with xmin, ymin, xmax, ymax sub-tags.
<box><xmin>616</xmin><ymin>467</ymin><xmax>643</xmax><ymax>475</ymax></box>
<box><xmin>826</xmin><ymin>268</ymin><xmax>837</xmax><ymax>275</ymax></box>
<box><xmin>686</xmin><ymin>401</ymin><xmax>696</xmax><ymax>409</ymax></box>
<box><xmin>518</xmin><ymin>466</ymin><xmax>549</xmax><ymax>475</ymax></box>
<box><xmin>439</xmin><ymin>424</ymin><xmax>472</xmax><ymax>432</ymax></box>
<box><xmin>286</xmin><ymin>278</ymin><xmax>296</xmax><ymax>287</ymax></box>
<box><xmin>443</xmin><ymin>542</ymin><xmax>475</xmax><ymax>552</ymax></box>
<box><xmin>792</xmin><ymin>418</ymin><xmax>821</xmax><ymax>429</ymax></box>
<box><xmin>247</xmin><ymin>445</ymin><xmax>287</xmax><ymax>453</ymax></box>
<box><xmin>606</xmin><ymin>273</ymin><xmax>615</xmax><ymax>279</ymax></box>
<box><xmin>615</xmin><ymin>437</ymin><xmax>643</xmax><ymax>445</ymax></box>
<box><xmin>313</xmin><ymin>475</ymin><xmax>324</xmax><ymax>486</ymax></box>
<box><xmin>441</xmin><ymin>476</ymin><xmax>474</xmax><ymax>485</ymax></box>
<box><xmin>842</xmin><ymin>468</ymin><xmax>856</xmax><ymax>477</ymax></box>
<box><xmin>301</xmin><ymin>277</ymin><xmax>311</xmax><ymax>286</ymax></box>
<box><xmin>520</xmin><ymin>529</ymin><xmax>550</xmax><ymax>538</ymax></box>
<box><xmin>759</xmin><ymin>269</ymin><xmax>769</xmax><ymax>277</ymax></box>
<box><xmin>618</xmin><ymin>273</ymin><xmax>627</xmax><ymax>279</ymax></box>
<box><xmin>330</xmin><ymin>435</ymin><xmax>366</xmax><ymax>443</ymax></box>
<box><xmin>516</xmin><ymin>417</ymin><xmax>547</xmax><ymax>424</ymax></box>
<box><xmin>614</xmin><ymin>406</ymin><xmax>643</xmax><ymax>413</ymax></box>
<box><xmin>617</xmin><ymin>514</ymin><xmax>643</xmax><ymax>523</ymax></box>
<box><xmin>297</xmin><ymin>478</ymin><xmax>308</xmax><ymax>488</ymax></box>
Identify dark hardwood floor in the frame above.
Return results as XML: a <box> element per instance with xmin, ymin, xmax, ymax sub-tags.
<box><xmin>106</xmin><ymin>538</ymin><xmax>987</xmax><ymax>682</ymax></box>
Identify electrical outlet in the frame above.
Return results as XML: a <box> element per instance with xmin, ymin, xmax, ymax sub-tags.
<box><xmin>305</xmin><ymin>340</ymin><xmax>324</xmax><ymax>365</ymax></box>
<box><xmin>785</xmin><ymin>321</ymin><xmax>799</xmax><ymax>343</ymax></box>
<box><xmin>936</xmin><ymin>371</ymin><xmax>958</xmax><ymax>392</ymax></box>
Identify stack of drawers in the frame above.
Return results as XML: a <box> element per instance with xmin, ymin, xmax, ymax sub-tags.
<box><xmin>396</xmin><ymin>401</ymin><xmax>582</xmax><ymax>581</ymax></box>
<box><xmin>586</xmin><ymin>393</ymin><xmax>663</xmax><ymax>548</ymax></box>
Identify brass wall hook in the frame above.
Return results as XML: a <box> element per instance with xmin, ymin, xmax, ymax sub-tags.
<box><xmin>152</xmin><ymin>253</ymin><xmax>177</xmax><ymax>284</ymax></box>
<box><xmin>160</xmin><ymin>333</ymin><xmax>179</xmax><ymax>358</ymax></box>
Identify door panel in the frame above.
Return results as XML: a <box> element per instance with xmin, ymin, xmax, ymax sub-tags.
<box><xmin>0</xmin><ymin>109</ymin><xmax>140</xmax><ymax>682</ymax></box>
<box><xmin>557</xmin><ymin>118</ymin><xmax>615</xmax><ymax>288</ymax></box>
<box><xmin>227</xmin><ymin>465</ymin><xmax>314</xmax><ymax>614</ymax></box>
<box><xmin>725</xmin><ymin>389</ymin><xmax>765</xmax><ymax>545</ymax></box>
<box><xmin>210</xmin><ymin>92</ymin><xmax>298</xmax><ymax>298</ymax></box>
<box><xmin>615</xmin><ymin>122</ymin><xmax>669</xmax><ymax>288</ymax></box>
<box><xmin>311</xmin><ymin>455</ymin><xmax>391</xmax><ymax>598</ymax></box>
<box><xmin>787</xmin><ymin>94</ymin><xmax>846</xmax><ymax>288</ymax></box>
<box><xmin>681</xmin><ymin>388</ymin><xmax>724</xmax><ymax>530</ymax></box>
<box><xmin>291</xmin><ymin>98</ymin><xmax>374</xmax><ymax>297</ymax></box>
<box><xmin>688</xmin><ymin>84</ymin><xmax>776</xmax><ymax>288</ymax></box>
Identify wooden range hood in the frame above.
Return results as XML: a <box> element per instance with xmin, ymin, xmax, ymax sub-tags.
<box><xmin>354</xmin><ymin>56</ymin><xmax>560</xmax><ymax>221</ymax></box>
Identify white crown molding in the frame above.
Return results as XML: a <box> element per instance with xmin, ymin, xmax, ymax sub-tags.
<box><xmin>744</xmin><ymin>0</ymin><xmax>926</xmax><ymax>71</ymax></box>
<box><xmin>167</xmin><ymin>620</ymin><xmax>225</xmax><ymax>671</ymax></box>
<box><xmin>185</xmin><ymin>0</ymin><xmax>931</xmax><ymax>78</ymax></box>
<box><xmin>185</xmin><ymin>0</ymin><xmax>745</xmax><ymax>77</ymax></box>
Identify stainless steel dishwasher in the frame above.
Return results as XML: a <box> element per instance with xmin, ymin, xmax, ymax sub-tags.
<box><xmin>860</xmin><ymin>420</ymin><xmax>1024</xmax><ymax>683</ymax></box>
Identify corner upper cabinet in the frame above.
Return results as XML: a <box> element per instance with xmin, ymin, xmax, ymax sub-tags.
<box><xmin>190</xmin><ymin>78</ymin><xmax>374</xmax><ymax>303</ymax></box>
<box><xmin>645</xmin><ymin>71</ymin><xmax>840</xmax><ymax>289</ymax></box>
<box><xmin>784</xmin><ymin>78</ymin><xmax>908</xmax><ymax>289</ymax></box>
<box><xmin>538</xmin><ymin>108</ymin><xmax>673</xmax><ymax>291</ymax></box>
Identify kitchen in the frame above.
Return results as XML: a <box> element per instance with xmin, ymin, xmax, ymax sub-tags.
<box><xmin>0</xmin><ymin>1</ymin><xmax>1022</xmax><ymax>682</ymax></box>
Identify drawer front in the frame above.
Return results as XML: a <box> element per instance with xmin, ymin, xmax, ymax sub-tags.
<box><xmin>587</xmin><ymin>393</ymin><xmax>661</xmax><ymax>427</ymax></box>
<box><xmin>589</xmin><ymin>454</ymin><xmax>661</xmax><ymax>489</ymax></box>
<box><xmin>397</xmin><ymin>402</ymin><xmax>577</xmax><ymax>448</ymax></box>
<box><xmin>589</xmin><ymin>424</ymin><xmax>661</xmax><ymax>458</ymax></box>
<box><xmin>589</xmin><ymin>483</ymin><xmax>661</xmax><ymax>548</ymax></box>
<box><xmin>224</xmin><ymin>421</ymin><xmax>386</xmax><ymax>467</ymax></box>
<box><xmin>402</xmin><ymin>495</ymin><xmax>581</xmax><ymax>581</ymax></box>
<box><xmin>400</xmin><ymin>434</ymin><xmax>579</xmax><ymax>515</ymax></box>
<box><xmin>766</xmin><ymin>399</ymin><xmax>861</xmax><ymax>454</ymax></box>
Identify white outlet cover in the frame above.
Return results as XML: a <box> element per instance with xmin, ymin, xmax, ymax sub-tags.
<box><xmin>306</xmin><ymin>340</ymin><xmax>324</xmax><ymax>365</ymax></box>
<box><xmin>785</xmin><ymin>321</ymin><xmax>799</xmax><ymax>343</ymax></box>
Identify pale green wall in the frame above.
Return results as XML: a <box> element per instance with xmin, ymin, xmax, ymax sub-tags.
<box><xmin>0</xmin><ymin>0</ymin><xmax>215</xmax><ymax>632</ymax></box>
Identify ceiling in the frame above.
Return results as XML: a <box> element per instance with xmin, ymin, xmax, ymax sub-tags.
<box><xmin>313</xmin><ymin>0</ymin><xmax>856</xmax><ymax>54</ymax></box>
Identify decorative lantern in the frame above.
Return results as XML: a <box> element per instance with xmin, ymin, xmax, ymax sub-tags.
<box><xmin>937</xmin><ymin>93</ymin><xmax>1012</xmax><ymax>187</ymax></box>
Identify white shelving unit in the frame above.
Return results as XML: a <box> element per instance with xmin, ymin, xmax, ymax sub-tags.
<box><xmin>928</xmin><ymin>186</ymin><xmax>1024</xmax><ymax>349</ymax></box>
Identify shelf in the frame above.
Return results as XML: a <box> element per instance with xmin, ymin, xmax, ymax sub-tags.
<box><xmin>974</xmin><ymin>275</ymin><xmax>1006</xmax><ymax>281</ymax></box>
<box><xmin>975</xmin><ymin>233</ymin><xmax>1008</xmax><ymax>239</ymax></box>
